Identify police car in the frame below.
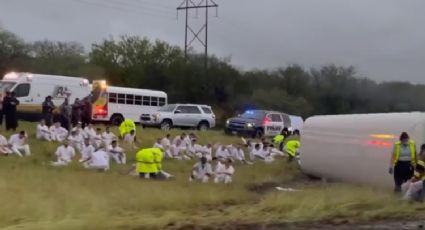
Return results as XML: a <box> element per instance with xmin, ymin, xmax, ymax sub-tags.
<box><xmin>224</xmin><ymin>110</ymin><xmax>303</xmax><ymax>138</ymax></box>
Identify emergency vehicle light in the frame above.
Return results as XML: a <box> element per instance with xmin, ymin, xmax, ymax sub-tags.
<box><xmin>4</xmin><ymin>72</ymin><xmax>18</xmax><ymax>79</ymax></box>
<box><xmin>262</xmin><ymin>116</ymin><xmax>271</xmax><ymax>125</ymax></box>
<box><xmin>369</xmin><ymin>134</ymin><xmax>396</xmax><ymax>139</ymax></box>
<box><xmin>367</xmin><ymin>140</ymin><xmax>392</xmax><ymax>148</ymax></box>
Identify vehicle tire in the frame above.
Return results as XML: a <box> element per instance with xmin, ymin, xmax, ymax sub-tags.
<box><xmin>160</xmin><ymin>120</ymin><xmax>172</xmax><ymax>131</ymax></box>
<box><xmin>198</xmin><ymin>121</ymin><xmax>210</xmax><ymax>131</ymax></box>
<box><xmin>253</xmin><ymin>128</ymin><xmax>264</xmax><ymax>139</ymax></box>
<box><xmin>110</xmin><ymin>114</ymin><xmax>124</xmax><ymax>126</ymax></box>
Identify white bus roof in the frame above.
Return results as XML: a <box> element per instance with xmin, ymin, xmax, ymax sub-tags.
<box><xmin>107</xmin><ymin>86</ymin><xmax>167</xmax><ymax>97</ymax></box>
<box><xmin>2</xmin><ymin>72</ymin><xmax>89</xmax><ymax>83</ymax></box>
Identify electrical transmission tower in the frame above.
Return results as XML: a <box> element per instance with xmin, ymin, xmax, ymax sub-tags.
<box><xmin>177</xmin><ymin>0</ymin><xmax>218</xmax><ymax>70</ymax></box>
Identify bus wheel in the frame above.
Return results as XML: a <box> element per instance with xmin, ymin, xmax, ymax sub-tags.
<box><xmin>110</xmin><ymin>114</ymin><xmax>124</xmax><ymax>126</ymax></box>
<box><xmin>160</xmin><ymin>120</ymin><xmax>172</xmax><ymax>131</ymax></box>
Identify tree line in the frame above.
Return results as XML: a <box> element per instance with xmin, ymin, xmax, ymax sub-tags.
<box><xmin>1</xmin><ymin>28</ymin><xmax>424</xmax><ymax>124</ymax></box>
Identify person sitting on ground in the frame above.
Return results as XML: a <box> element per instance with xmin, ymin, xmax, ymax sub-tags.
<box><xmin>83</xmin><ymin>123</ymin><xmax>96</xmax><ymax>140</ymax></box>
<box><xmin>153</xmin><ymin>138</ymin><xmax>163</xmax><ymax>149</ymax></box>
<box><xmin>68</xmin><ymin>130</ymin><xmax>84</xmax><ymax>153</ymax></box>
<box><xmin>402</xmin><ymin>160</ymin><xmax>425</xmax><ymax>202</ymax></box>
<box><xmin>190</xmin><ymin>156</ymin><xmax>213</xmax><ymax>183</ymax></box>
<box><xmin>49</xmin><ymin>122</ymin><xmax>68</xmax><ymax>142</ymax></box>
<box><xmin>102</xmin><ymin>126</ymin><xmax>116</xmax><ymax>146</ymax></box>
<box><xmin>250</xmin><ymin>143</ymin><xmax>263</xmax><ymax>161</ymax></box>
<box><xmin>161</xmin><ymin>134</ymin><xmax>171</xmax><ymax>150</ymax></box>
<box><xmin>123</xmin><ymin>129</ymin><xmax>138</xmax><ymax>149</ymax></box>
<box><xmin>0</xmin><ymin>134</ymin><xmax>12</xmax><ymax>155</ymax></box>
<box><xmin>187</xmin><ymin>138</ymin><xmax>204</xmax><ymax>158</ymax></box>
<box><xmin>108</xmin><ymin>140</ymin><xmax>126</xmax><ymax>164</ymax></box>
<box><xmin>72</xmin><ymin>122</ymin><xmax>83</xmax><ymax>134</ymax></box>
<box><xmin>9</xmin><ymin>131</ymin><xmax>30</xmax><ymax>157</ymax></box>
<box><xmin>81</xmin><ymin>147</ymin><xmax>109</xmax><ymax>172</ymax></box>
<box><xmin>80</xmin><ymin>138</ymin><xmax>95</xmax><ymax>162</ymax></box>
<box><xmin>51</xmin><ymin>140</ymin><xmax>75</xmax><ymax>166</ymax></box>
<box><xmin>202</xmin><ymin>143</ymin><xmax>213</xmax><ymax>161</ymax></box>
<box><xmin>91</xmin><ymin>128</ymin><xmax>103</xmax><ymax>148</ymax></box>
<box><xmin>214</xmin><ymin>158</ymin><xmax>235</xmax><ymax>184</ymax></box>
<box><xmin>215</xmin><ymin>145</ymin><xmax>230</xmax><ymax>160</ymax></box>
<box><xmin>229</xmin><ymin>144</ymin><xmax>252</xmax><ymax>164</ymax></box>
<box><xmin>36</xmin><ymin>119</ymin><xmax>51</xmax><ymax>141</ymax></box>
<box><xmin>172</xmin><ymin>133</ymin><xmax>186</xmax><ymax>146</ymax></box>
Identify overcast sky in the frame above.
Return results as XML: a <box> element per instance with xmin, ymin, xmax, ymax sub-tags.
<box><xmin>0</xmin><ymin>0</ymin><xmax>424</xmax><ymax>83</ymax></box>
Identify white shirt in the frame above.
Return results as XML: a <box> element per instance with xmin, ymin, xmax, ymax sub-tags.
<box><xmin>161</xmin><ymin>138</ymin><xmax>171</xmax><ymax>148</ymax></box>
<box><xmin>84</xmin><ymin>127</ymin><xmax>96</xmax><ymax>139</ymax></box>
<box><xmin>36</xmin><ymin>124</ymin><xmax>50</xmax><ymax>138</ymax></box>
<box><xmin>183</xmin><ymin>136</ymin><xmax>192</xmax><ymax>147</ymax></box>
<box><xmin>123</xmin><ymin>133</ymin><xmax>135</xmax><ymax>143</ymax></box>
<box><xmin>172</xmin><ymin>136</ymin><xmax>182</xmax><ymax>146</ymax></box>
<box><xmin>9</xmin><ymin>134</ymin><xmax>27</xmax><ymax>146</ymax></box>
<box><xmin>193</xmin><ymin>162</ymin><xmax>213</xmax><ymax>175</ymax></box>
<box><xmin>215</xmin><ymin>147</ymin><xmax>230</xmax><ymax>159</ymax></box>
<box><xmin>215</xmin><ymin>163</ymin><xmax>235</xmax><ymax>176</ymax></box>
<box><xmin>251</xmin><ymin>148</ymin><xmax>264</xmax><ymax>159</ymax></box>
<box><xmin>102</xmin><ymin>132</ymin><xmax>116</xmax><ymax>144</ymax></box>
<box><xmin>68</xmin><ymin>135</ymin><xmax>83</xmax><ymax>146</ymax></box>
<box><xmin>50</xmin><ymin>126</ymin><xmax>68</xmax><ymax>136</ymax></box>
<box><xmin>81</xmin><ymin>144</ymin><xmax>95</xmax><ymax>160</ymax></box>
<box><xmin>55</xmin><ymin>145</ymin><xmax>76</xmax><ymax>162</ymax></box>
<box><xmin>231</xmin><ymin>148</ymin><xmax>245</xmax><ymax>161</ymax></box>
<box><xmin>153</xmin><ymin>142</ymin><xmax>163</xmax><ymax>149</ymax></box>
<box><xmin>89</xmin><ymin>150</ymin><xmax>109</xmax><ymax>167</ymax></box>
<box><xmin>188</xmin><ymin>143</ymin><xmax>204</xmax><ymax>154</ymax></box>
<box><xmin>0</xmin><ymin>135</ymin><xmax>8</xmax><ymax>146</ymax></box>
<box><xmin>108</xmin><ymin>145</ymin><xmax>123</xmax><ymax>154</ymax></box>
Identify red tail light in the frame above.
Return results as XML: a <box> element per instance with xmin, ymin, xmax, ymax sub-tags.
<box><xmin>96</xmin><ymin>107</ymin><xmax>107</xmax><ymax>116</ymax></box>
<box><xmin>263</xmin><ymin>117</ymin><xmax>271</xmax><ymax>125</ymax></box>
<box><xmin>367</xmin><ymin>140</ymin><xmax>392</xmax><ymax>148</ymax></box>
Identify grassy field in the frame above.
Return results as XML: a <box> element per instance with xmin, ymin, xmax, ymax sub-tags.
<box><xmin>0</xmin><ymin>122</ymin><xmax>423</xmax><ymax>230</ymax></box>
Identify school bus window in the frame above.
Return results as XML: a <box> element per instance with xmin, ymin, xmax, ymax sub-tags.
<box><xmin>159</xmin><ymin>97</ymin><xmax>166</xmax><ymax>106</ymax></box>
<box><xmin>135</xmin><ymin>95</ymin><xmax>142</xmax><ymax>105</ymax></box>
<box><xmin>109</xmin><ymin>93</ymin><xmax>117</xmax><ymax>103</ymax></box>
<box><xmin>126</xmin><ymin>94</ymin><xmax>134</xmax><ymax>104</ymax></box>
<box><xmin>118</xmin><ymin>94</ymin><xmax>125</xmax><ymax>104</ymax></box>
<box><xmin>151</xmin><ymin>97</ymin><xmax>158</xmax><ymax>106</ymax></box>
<box><xmin>142</xmin><ymin>96</ymin><xmax>150</xmax><ymax>106</ymax></box>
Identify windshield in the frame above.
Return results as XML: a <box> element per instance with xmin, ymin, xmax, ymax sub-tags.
<box><xmin>0</xmin><ymin>81</ymin><xmax>16</xmax><ymax>95</ymax></box>
<box><xmin>240</xmin><ymin>110</ymin><xmax>265</xmax><ymax>119</ymax></box>
<box><xmin>158</xmin><ymin>104</ymin><xmax>176</xmax><ymax>112</ymax></box>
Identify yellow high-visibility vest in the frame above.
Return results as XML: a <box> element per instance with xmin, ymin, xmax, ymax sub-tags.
<box><xmin>273</xmin><ymin>134</ymin><xmax>285</xmax><ymax>144</ymax></box>
<box><xmin>393</xmin><ymin>140</ymin><xmax>416</xmax><ymax>167</ymax></box>
<box><xmin>150</xmin><ymin>148</ymin><xmax>163</xmax><ymax>172</ymax></box>
<box><xmin>136</xmin><ymin>149</ymin><xmax>156</xmax><ymax>173</ymax></box>
<box><xmin>119</xmin><ymin>119</ymin><xmax>136</xmax><ymax>137</ymax></box>
<box><xmin>285</xmin><ymin>140</ymin><xmax>300</xmax><ymax>157</ymax></box>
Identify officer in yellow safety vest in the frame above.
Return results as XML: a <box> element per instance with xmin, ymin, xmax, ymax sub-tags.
<box><xmin>136</xmin><ymin>148</ymin><xmax>157</xmax><ymax>179</ymax></box>
<box><xmin>284</xmin><ymin>139</ymin><xmax>300</xmax><ymax>162</ymax></box>
<box><xmin>273</xmin><ymin>128</ymin><xmax>288</xmax><ymax>151</ymax></box>
<box><xmin>389</xmin><ymin>132</ymin><xmax>417</xmax><ymax>192</ymax></box>
<box><xmin>119</xmin><ymin>119</ymin><xmax>136</xmax><ymax>138</ymax></box>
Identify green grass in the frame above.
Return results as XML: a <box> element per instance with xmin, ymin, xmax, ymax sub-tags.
<box><xmin>0</xmin><ymin>122</ymin><xmax>422</xmax><ymax>230</ymax></box>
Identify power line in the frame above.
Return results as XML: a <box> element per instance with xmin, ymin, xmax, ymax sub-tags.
<box><xmin>105</xmin><ymin>0</ymin><xmax>174</xmax><ymax>14</ymax></box>
<box><xmin>177</xmin><ymin>0</ymin><xmax>219</xmax><ymax>70</ymax></box>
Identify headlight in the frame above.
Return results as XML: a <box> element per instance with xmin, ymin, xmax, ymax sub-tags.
<box><xmin>226</xmin><ymin>119</ymin><xmax>230</xmax><ymax>125</ymax></box>
<box><xmin>246</xmin><ymin>122</ymin><xmax>254</xmax><ymax>128</ymax></box>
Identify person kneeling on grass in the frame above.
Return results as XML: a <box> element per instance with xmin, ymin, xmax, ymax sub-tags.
<box><xmin>9</xmin><ymin>131</ymin><xmax>31</xmax><ymax>157</ymax></box>
<box><xmin>214</xmin><ymin>158</ymin><xmax>235</xmax><ymax>184</ymax></box>
<box><xmin>81</xmin><ymin>147</ymin><xmax>110</xmax><ymax>172</ymax></box>
<box><xmin>51</xmin><ymin>140</ymin><xmax>76</xmax><ymax>166</ymax></box>
<box><xmin>190</xmin><ymin>156</ymin><xmax>213</xmax><ymax>183</ymax></box>
<box><xmin>0</xmin><ymin>134</ymin><xmax>13</xmax><ymax>155</ymax></box>
<box><xmin>108</xmin><ymin>140</ymin><xmax>126</xmax><ymax>164</ymax></box>
<box><xmin>402</xmin><ymin>160</ymin><xmax>425</xmax><ymax>202</ymax></box>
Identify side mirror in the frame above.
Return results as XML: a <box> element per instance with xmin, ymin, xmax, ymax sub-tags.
<box><xmin>174</xmin><ymin>110</ymin><xmax>181</xmax><ymax>114</ymax></box>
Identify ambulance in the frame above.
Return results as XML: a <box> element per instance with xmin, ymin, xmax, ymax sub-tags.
<box><xmin>0</xmin><ymin>72</ymin><xmax>91</xmax><ymax>120</ymax></box>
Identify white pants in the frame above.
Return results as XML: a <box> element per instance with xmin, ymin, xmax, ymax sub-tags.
<box><xmin>37</xmin><ymin>133</ymin><xmax>52</xmax><ymax>141</ymax></box>
<box><xmin>11</xmin><ymin>144</ymin><xmax>31</xmax><ymax>157</ymax></box>
<box><xmin>191</xmin><ymin>172</ymin><xmax>209</xmax><ymax>183</ymax></box>
<box><xmin>110</xmin><ymin>153</ymin><xmax>126</xmax><ymax>164</ymax></box>
<box><xmin>51</xmin><ymin>133</ymin><xmax>67</xmax><ymax>142</ymax></box>
<box><xmin>214</xmin><ymin>174</ymin><xmax>232</xmax><ymax>184</ymax></box>
<box><xmin>0</xmin><ymin>146</ymin><xmax>13</xmax><ymax>155</ymax></box>
<box><xmin>402</xmin><ymin>181</ymin><xmax>424</xmax><ymax>201</ymax></box>
<box><xmin>50</xmin><ymin>159</ymin><xmax>70</xmax><ymax>166</ymax></box>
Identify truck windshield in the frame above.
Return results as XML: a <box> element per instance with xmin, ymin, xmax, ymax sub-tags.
<box><xmin>240</xmin><ymin>110</ymin><xmax>265</xmax><ymax>119</ymax></box>
<box><xmin>0</xmin><ymin>81</ymin><xmax>16</xmax><ymax>95</ymax></box>
<box><xmin>158</xmin><ymin>104</ymin><xmax>176</xmax><ymax>112</ymax></box>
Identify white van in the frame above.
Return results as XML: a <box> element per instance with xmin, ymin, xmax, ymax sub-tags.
<box><xmin>91</xmin><ymin>80</ymin><xmax>167</xmax><ymax>125</ymax></box>
<box><xmin>0</xmin><ymin>72</ymin><xmax>91</xmax><ymax>120</ymax></box>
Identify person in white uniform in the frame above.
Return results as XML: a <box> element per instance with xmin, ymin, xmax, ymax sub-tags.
<box><xmin>81</xmin><ymin>148</ymin><xmax>110</xmax><ymax>171</ymax></box>
<box><xmin>9</xmin><ymin>131</ymin><xmax>31</xmax><ymax>157</ymax></box>
<box><xmin>215</xmin><ymin>145</ymin><xmax>230</xmax><ymax>160</ymax></box>
<box><xmin>51</xmin><ymin>140</ymin><xmax>75</xmax><ymax>166</ymax></box>
<box><xmin>160</xmin><ymin>134</ymin><xmax>171</xmax><ymax>150</ymax></box>
<box><xmin>102</xmin><ymin>126</ymin><xmax>116</xmax><ymax>146</ymax></box>
<box><xmin>153</xmin><ymin>138</ymin><xmax>164</xmax><ymax>149</ymax></box>
<box><xmin>80</xmin><ymin>138</ymin><xmax>95</xmax><ymax>162</ymax></box>
<box><xmin>68</xmin><ymin>130</ymin><xmax>83</xmax><ymax>153</ymax></box>
<box><xmin>0</xmin><ymin>134</ymin><xmax>13</xmax><ymax>155</ymax></box>
<box><xmin>108</xmin><ymin>140</ymin><xmax>126</xmax><ymax>164</ymax></box>
<box><xmin>49</xmin><ymin>122</ymin><xmax>68</xmax><ymax>142</ymax></box>
<box><xmin>190</xmin><ymin>156</ymin><xmax>213</xmax><ymax>183</ymax></box>
<box><xmin>91</xmin><ymin>128</ymin><xmax>103</xmax><ymax>149</ymax></box>
<box><xmin>123</xmin><ymin>130</ymin><xmax>138</xmax><ymax>149</ymax></box>
<box><xmin>187</xmin><ymin>139</ymin><xmax>204</xmax><ymax>158</ymax></box>
<box><xmin>83</xmin><ymin>123</ymin><xmax>96</xmax><ymax>140</ymax></box>
<box><xmin>172</xmin><ymin>133</ymin><xmax>186</xmax><ymax>146</ymax></box>
<box><xmin>214</xmin><ymin>159</ymin><xmax>235</xmax><ymax>184</ymax></box>
<box><xmin>36</xmin><ymin>119</ymin><xmax>51</xmax><ymax>141</ymax></box>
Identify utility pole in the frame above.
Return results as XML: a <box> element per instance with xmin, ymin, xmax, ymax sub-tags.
<box><xmin>177</xmin><ymin>0</ymin><xmax>218</xmax><ymax>70</ymax></box>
